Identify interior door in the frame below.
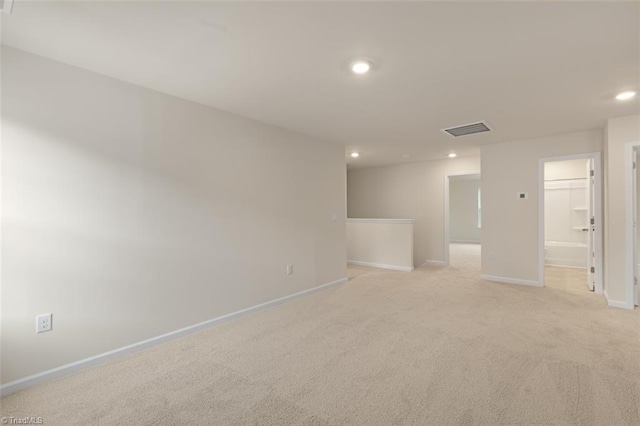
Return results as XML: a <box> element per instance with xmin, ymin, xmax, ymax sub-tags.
<box><xmin>586</xmin><ymin>158</ymin><xmax>596</xmax><ymax>291</ymax></box>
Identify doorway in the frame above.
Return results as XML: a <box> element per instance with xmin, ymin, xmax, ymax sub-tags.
<box><xmin>629</xmin><ymin>145</ymin><xmax>640</xmax><ymax>307</ymax></box>
<box><xmin>539</xmin><ymin>153</ymin><xmax>603</xmax><ymax>294</ymax></box>
<box><xmin>445</xmin><ymin>173</ymin><xmax>481</xmax><ymax>270</ymax></box>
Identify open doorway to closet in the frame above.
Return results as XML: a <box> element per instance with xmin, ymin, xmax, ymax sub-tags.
<box><xmin>445</xmin><ymin>173</ymin><xmax>481</xmax><ymax>271</ymax></box>
<box><xmin>540</xmin><ymin>153</ymin><xmax>603</xmax><ymax>295</ymax></box>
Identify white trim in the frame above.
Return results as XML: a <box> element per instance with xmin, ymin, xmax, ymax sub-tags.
<box><xmin>347</xmin><ymin>260</ymin><xmax>413</xmax><ymax>272</ymax></box>
<box><xmin>625</xmin><ymin>141</ymin><xmax>640</xmax><ymax>308</ymax></box>
<box><xmin>444</xmin><ymin>170</ymin><xmax>481</xmax><ymax>265</ymax></box>
<box><xmin>538</xmin><ymin>152</ymin><xmax>603</xmax><ymax>295</ymax></box>
<box><xmin>423</xmin><ymin>259</ymin><xmax>447</xmax><ymax>266</ymax></box>
<box><xmin>347</xmin><ymin>218</ymin><xmax>415</xmax><ymax>224</ymax></box>
<box><xmin>450</xmin><ymin>239</ymin><xmax>481</xmax><ymax>244</ymax></box>
<box><xmin>545</xmin><ymin>264</ymin><xmax>588</xmax><ymax>270</ymax></box>
<box><xmin>604</xmin><ymin>290</ymin><xmax>634</xmax><ymax>310</ymax></box>
<box><xmin>481</xmin><ymin>274</ymin><xmax>542</xmax><ymax>287</ymax></box>
<box><xmin>0</xmin><ymin>277</ymin><xmax>348</xmax><ymax>397</ymax></box>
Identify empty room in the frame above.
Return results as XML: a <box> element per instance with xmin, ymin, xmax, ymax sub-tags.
<box><xmin>1</xmin><ymin>1</ymin><xmax>639</xmax><ymax>425</ymax></box>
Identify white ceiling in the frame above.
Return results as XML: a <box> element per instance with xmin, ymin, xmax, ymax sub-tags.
<box><xmin>2</xmin><ymin>1</ymin><xmax>639</xmax><ymax>168</ymax></box>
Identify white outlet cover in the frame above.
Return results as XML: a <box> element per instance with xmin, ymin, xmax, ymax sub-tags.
<box><xmin>36</xmin><ymin>313</ymin><xmax>52</xmax><ymax>333</ymax></box>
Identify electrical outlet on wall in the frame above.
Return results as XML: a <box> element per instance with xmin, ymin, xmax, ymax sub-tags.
<box><xmin>286</xmin><ymin>264</ymin><xmax>294</xmax><ymax>275</ymax></box>
<box><xmin>36</xmin><ymin>313</ymin><xmax>52</xmax><ymax>333</ymax></box>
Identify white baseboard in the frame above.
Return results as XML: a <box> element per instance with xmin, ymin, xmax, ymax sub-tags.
<box><xmin>347</xmin><ymin>260</ymin><xmax>413</xmax><ymax>272</ymax></box>
<box><xmin>545</xmin><ymin>263</ymin><xmax>587</xmax><ymax>270</ymax></box>
<box><xmin>481</xmin><ymin>274</ymin><xmax>542</xmax><ymax>287</ymax></box>
<box><xmin>450</xmin><ymin>240</ymin><xmax>481</xmax><ymax>244</ymax></box>
<box><xmin>423</xmin><ymin>259</ymin><xmax>447</xmax><ymax>266</ymax></box>
<box><xmin>603</xmin><ymin>290</ymin><xmax>634</xmax><ymax>310</ymax></box>
<box><xmin>0</xmin><ymin>277</ymin><xmax>348</xmax><ymax>397</ymax></box>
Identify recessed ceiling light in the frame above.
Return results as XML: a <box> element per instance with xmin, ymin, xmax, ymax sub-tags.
<box><xmin>351</xmin><ymin>60</ymin><xmax>371</xmax><ymax>75</ymax></box>
<box><xmin>448</xmin><ymin>153</ymin><xmax>457</xmax><ymax>158</ymax></box>
<box><xmin>616</xmin><ymin>91</ymin><xmax>637</xmax><ymax>101</ymax></box>
<box><xmin>350</xmin><ymin>152</ymin><xmax>360</xmax><ymax>158</ymax></box>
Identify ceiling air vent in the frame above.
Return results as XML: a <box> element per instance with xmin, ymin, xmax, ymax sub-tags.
<box><xmin>442</xmin><ymin>121</ymin><xmax>491</xmax><ymax>138</ymax></box>
<box><xmin>0</xmin><ymin>0</ymin><xmax>14</xmax><ymax>14</ymax></box>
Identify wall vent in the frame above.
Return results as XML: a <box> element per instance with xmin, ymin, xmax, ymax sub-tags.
<box><xmin>0</xmin><ymin>0</ymin><xmax>13</xmax><ymax>14</ymax></box>
<box><xmin>442</xmin><ymin>121</ymin><xmax>491</xmax><ymax>138</ymax></box>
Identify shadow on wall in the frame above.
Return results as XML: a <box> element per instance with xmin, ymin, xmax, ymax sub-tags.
<box><xmin>2</xmin><ymin>47</ymin><xmax>347</xmax><ymax>386</ymax></box>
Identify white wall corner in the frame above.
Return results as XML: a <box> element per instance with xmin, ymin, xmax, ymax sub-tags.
<box><xmin>603</xmin><ymin>290</ymin><xmax>634</xmax><ymax>310</ymax></box>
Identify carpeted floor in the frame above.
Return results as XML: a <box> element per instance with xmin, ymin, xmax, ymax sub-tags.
<box><xmin>2</xmin><ymin>244</ymin><xmax>639</xmax><ymax>425</ymax></box>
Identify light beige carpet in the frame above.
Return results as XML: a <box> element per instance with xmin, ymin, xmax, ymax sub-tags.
<box><xmin>2</xmin><ymin>244</ymin><xmax>639</xmax><ymax>425</ymax></box>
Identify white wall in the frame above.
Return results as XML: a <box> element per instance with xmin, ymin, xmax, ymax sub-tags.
<box><xmin>449</xmin><ymin>178</ymin><xmax>481</xmax><ymax>243</ymax></box>
<box><xmin>347</xmin><ymin>219</ymin><xmax>414</xmax><ymax>271</ymax></box>
<box><xmin>1</xmin><ymin>47</ymin><xmax>347</xmax><ymax>384</ymax></box>
<box><xmin>347</xmin><ymin>156</ymin><xmax>481</xmax><ymax>266</ymax></box>
<box><xmin>604</xmin><ymin>115</ymin><xmax>640</xmax><ymax>306</ymax></box>
<box><xmin>481</xmin><ymin>130</ymin><xmax>602</xmax><ymax>283</ymax></box>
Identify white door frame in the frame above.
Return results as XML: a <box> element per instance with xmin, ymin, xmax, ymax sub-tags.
<box><xmin>625</xmin><ymin>141</ymin><xmax>640</xmax><ymax>307</ymax></box>
<box><xmin>538</xmin><ymin>152</ymin><xmax>603</xmax><ymax>294</ymax></box>
<box><xmin>444</xmin><ymin>170</ymin><xmax>481</xmax><ymax>265</ymax></box>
